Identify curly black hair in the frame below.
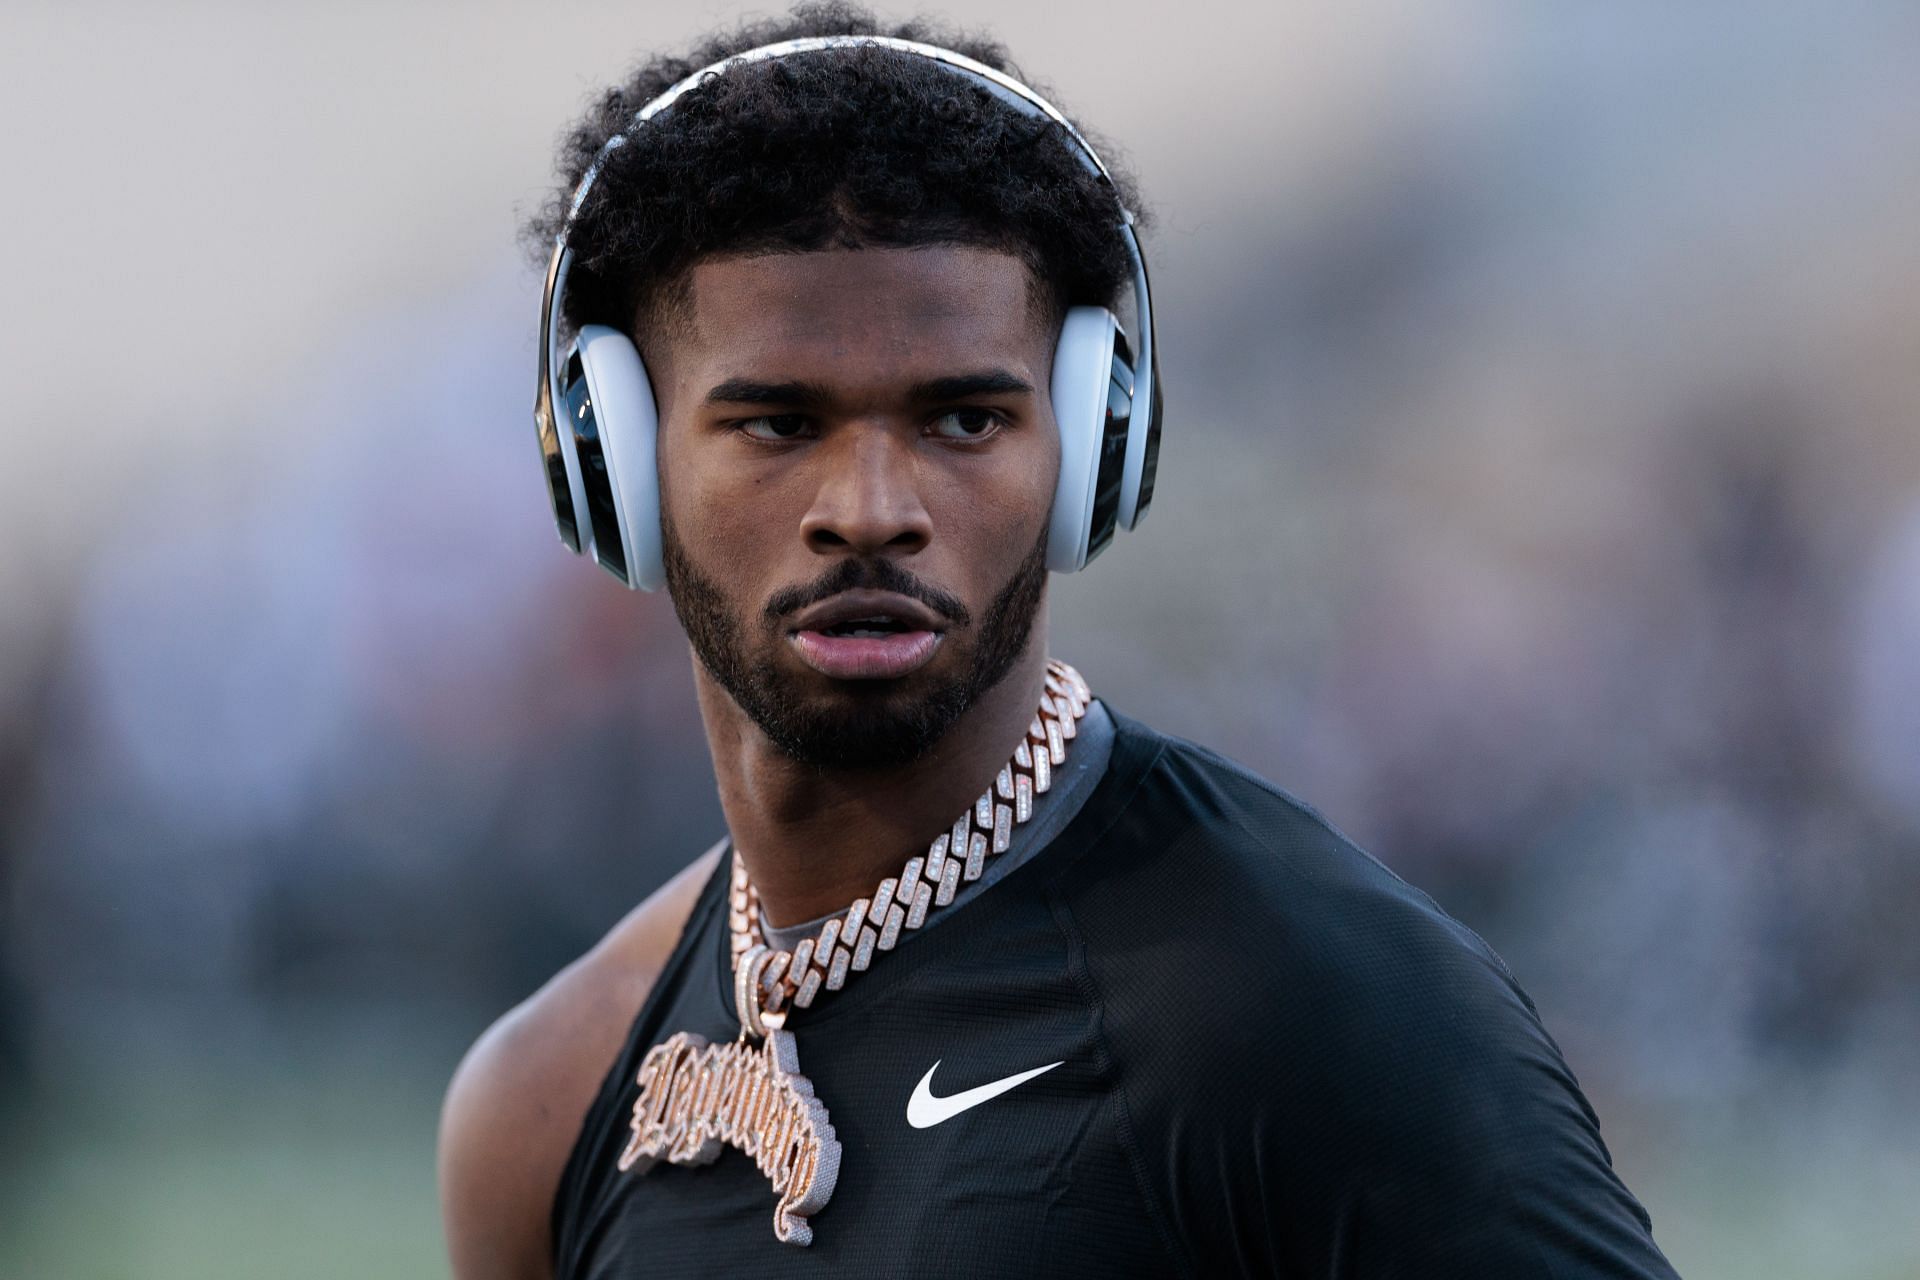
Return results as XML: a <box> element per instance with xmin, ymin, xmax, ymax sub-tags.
<box><xmin>524</xmin><ymin>2</ymin><xmax>1144</xmax><ymax>348</ymax></box>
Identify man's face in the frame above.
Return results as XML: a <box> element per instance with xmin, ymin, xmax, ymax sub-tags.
<box><xmin>651</xmin><ymin>245</ymin><xmax>1060</xmax><ymax>770</ymax></box>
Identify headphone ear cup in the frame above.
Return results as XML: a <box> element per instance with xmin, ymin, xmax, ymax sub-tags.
<box><xmin>576</xmin><ymin>325</ymin><xmax>665</xmax><ymax>590</ymax></box>
<box><xmin>1047</xmin><ymin>308</ymin><xmax>1120</xmax><ymax>572</ymax></box>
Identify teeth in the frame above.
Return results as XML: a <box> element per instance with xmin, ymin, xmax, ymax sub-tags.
<box><xmin>824</xmin><ymin>617</ymin><xmax>907</xmax><ymax>638</ymax></box>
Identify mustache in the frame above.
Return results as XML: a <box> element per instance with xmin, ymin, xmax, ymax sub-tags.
<box><xmin>764</xmin><ymin>558</ymin><xmax>972</xmax><ymax>628</ymax></box>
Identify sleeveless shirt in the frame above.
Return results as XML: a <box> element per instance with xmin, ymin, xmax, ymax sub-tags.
<box><xmin>550</xmin><ymin>707</ymin><xmax>1679</xmax><ymax>1279</ymax></box>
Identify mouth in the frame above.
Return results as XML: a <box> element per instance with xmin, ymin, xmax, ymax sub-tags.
<box><xmin>787</xmin><ymin>591</ymin><xmax>947</xmax><ymax>680</ymax></box>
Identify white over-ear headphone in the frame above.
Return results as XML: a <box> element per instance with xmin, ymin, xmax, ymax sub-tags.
<box><xmin>532</xmin><ymin>36</ymin><xmax>1162</xmax><ymax>591</ymax></box>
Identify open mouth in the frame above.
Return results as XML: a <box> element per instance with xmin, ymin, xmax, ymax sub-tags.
<box><xmin>786</xmin><ymin>590</ymin><xmax>949</xmax><ymax>680</ymax></box>
<box><xmin>815</xmin><ymin>616</ymin><xmax>918</xmax><ymax>639</ymax></box>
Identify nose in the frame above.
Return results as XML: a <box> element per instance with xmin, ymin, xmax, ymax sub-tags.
<box><xmin>798</xmin><ymin>424</ymin><xmax>933</xmax><ymax>558</ymax></box>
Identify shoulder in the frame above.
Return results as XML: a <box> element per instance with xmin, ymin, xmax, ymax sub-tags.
<box><xmin>1074</xmin><ymin>713</ymin><xmax>1544</xmax><ymax>1087</ymax></box>
<box><xmin>1066</xmin><ymin>711</ymin><xmax>1508</xmax><ymax>1005</ymax></box>
<box><xmin>1063</xmin><ymin>715</ymin><xmax>1670</xmax><ymax>1273</ymax></box>
<box><xmin>436</xmin><ymin>841</ymin><xmax>724</xmax><ymax>1280</ymax></box>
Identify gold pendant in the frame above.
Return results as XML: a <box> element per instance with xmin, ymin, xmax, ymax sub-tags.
<box><xmin>617</xmin><ymin>1026</ymin><xmax>841</xmax><ymax>1246</ymax></box>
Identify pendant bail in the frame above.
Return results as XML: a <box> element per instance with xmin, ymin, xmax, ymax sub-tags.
<box><xmin>735</xmin><ymin>943</ymin><xmax>773</xmax><ymax>1040</ymax></box>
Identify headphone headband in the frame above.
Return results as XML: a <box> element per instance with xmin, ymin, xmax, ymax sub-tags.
<box><xmin>574</xmin><ymin>36</ymin><xmax>1124</xmax><ymax>217</ymax></box>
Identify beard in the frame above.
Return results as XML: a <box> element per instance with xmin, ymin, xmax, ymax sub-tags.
<box><xmin>661</xmin><ymin>518</ymin><xmax>1049</xmax><ymax>771</ymax></box>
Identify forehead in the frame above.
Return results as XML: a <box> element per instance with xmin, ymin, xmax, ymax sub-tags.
<box><xmin>663</xmin><ymin>245</ymin><xmax>1047</xmax><ymax>383</ymax></box>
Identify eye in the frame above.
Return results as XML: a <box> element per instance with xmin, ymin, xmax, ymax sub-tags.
<box><xmin>736</xmin><ymin>414</ymin><xmax>813</xmax><ymax>442</ymax></box>
<box><xmin>928</xmin><ymin>408</ymin><xmax>1005</xmax><ymax>441</ymax></box>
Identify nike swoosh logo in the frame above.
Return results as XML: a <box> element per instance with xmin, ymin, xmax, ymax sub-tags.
<box><xmin>906</xmin><ymin>1059</ymin><xmax>1064</xmax><ymax>1129</ymax></box>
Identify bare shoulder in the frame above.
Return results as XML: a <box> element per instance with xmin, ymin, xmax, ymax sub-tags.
<box><xmin>436</xmin><ymin>840</ymin><xmax>724</xmax><ymax>1280</ymax></box>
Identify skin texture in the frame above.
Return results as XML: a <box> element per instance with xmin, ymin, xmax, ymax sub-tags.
<box><xmin>440</xmin><ymin>244</ymin><xmax>1065</xmax><ymax>1278</ymax></box>
<box><xmin>654</xmin><ymin>245</ymin><xmax>1062</xmax><ymax>926</ymax></box>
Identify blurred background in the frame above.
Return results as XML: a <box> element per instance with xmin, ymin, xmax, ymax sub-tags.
<box><xmin>3</xmin><ymin>1</ymin><xmax>1917</xmax><ymax>1276</ymax></box>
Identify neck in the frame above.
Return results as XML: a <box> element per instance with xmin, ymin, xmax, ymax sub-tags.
<box><xmin>694</xmin><ymin>612</ymin><xmax>1052</xmax><ymax>929</ymax></box>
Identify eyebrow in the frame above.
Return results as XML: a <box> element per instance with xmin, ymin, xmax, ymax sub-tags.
<box><xmin>701</xmin><ymin>369</ymin><xmax>1035</xmax><ymax>409</ymax></box>
<box><xmin>703</xmin><ymin>378</ymin><xmax>834</xmax><ymax>408</ymax></box>
<box><xmin>907</xmin><ymin>371</ymin><xmax>1035</xmax><ymax>402</ymax></box>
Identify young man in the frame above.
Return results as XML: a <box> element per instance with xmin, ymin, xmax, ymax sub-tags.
<box><xmin>440</xmin><ymin>7</ymin><xmax>1680</xmax><ymax>1276</ymax></box>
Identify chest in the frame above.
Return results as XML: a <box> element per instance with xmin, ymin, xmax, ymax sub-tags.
<box><xmin>559</xmin><ymin>930</ymin><xmax>1177</xmax><ymax>1278</ymax></box>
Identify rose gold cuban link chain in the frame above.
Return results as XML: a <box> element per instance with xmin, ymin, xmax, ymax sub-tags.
<box><xmin>727</xmin><ymin>659</ymin><xmax>1090</xmax><ymax>1035</ymax></box>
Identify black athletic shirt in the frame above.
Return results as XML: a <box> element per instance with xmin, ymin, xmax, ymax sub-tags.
<box><xmin>552</xmin><ymin>708</ymin><xmax>1680</xmax><ymax>1278</ymax></box>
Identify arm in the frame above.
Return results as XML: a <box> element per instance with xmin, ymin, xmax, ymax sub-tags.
<box><xmin>1270</xmin><ymin>961</ymin><xmax>1682</xmax><ymax>1279</ymax></box>
<box><xmin>1060</xmin><ymin>778</ymin><xmax>1678</xmax><ymax>1277</ymax></box>
<box><xmin>1139</xmin><ymin>908</ymin><xmax>1681</xmax><ymax>1278</ymax></box>
<box><xmin>436</xmin><ymin>844</ymin><xmax>722</xmax><ymax>1280</ymax></box>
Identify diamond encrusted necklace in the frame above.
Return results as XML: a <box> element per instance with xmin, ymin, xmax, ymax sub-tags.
<box><xmin>614</xmin><ymin>660</ymin><xmax>1090</xmax><ymax>1245</ymax></box>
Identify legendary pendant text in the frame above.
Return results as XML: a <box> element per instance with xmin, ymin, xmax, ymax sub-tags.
<box><xmin>618</xmin><ymin>1028</ymin><xmax>842</xmax><ymax>1245</ymax></box>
